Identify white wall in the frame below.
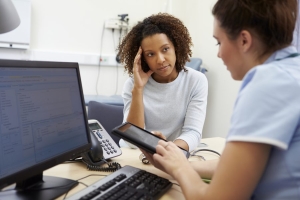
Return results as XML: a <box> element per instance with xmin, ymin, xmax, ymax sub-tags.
<box><xmin>30</xmin><ymin>0</ymin><xmax>172</xmax><ymax>95</ymax></box>
<box><xmin>1</xmin><ymin>0</ymin><xmax>241</xmax><ymax>138</ymax></box>
<box><xmin>178</xmin><ymin>0</ymin><xmax>241</xmax><ymax>138</ymax></box>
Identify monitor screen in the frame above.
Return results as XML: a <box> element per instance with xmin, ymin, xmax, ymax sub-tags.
<box><xmin>0</xmin><ymin>59</ymin><xmax>91</xmax><ymax>199</ymax></box>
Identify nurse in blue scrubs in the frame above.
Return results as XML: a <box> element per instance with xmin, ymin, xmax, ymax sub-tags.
<box><xmin>143</xmin><ymin>0</ymin><xmax>300</xmax><ymax>199</ymax></box>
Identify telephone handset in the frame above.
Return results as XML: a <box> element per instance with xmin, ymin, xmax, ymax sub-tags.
<box><xmin>81</xmin><ymin>119</ymin><xmax>122</xmax><ymax>171</ymax></box>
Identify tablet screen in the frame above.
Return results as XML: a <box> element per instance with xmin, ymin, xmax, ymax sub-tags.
<box><xmin>123</xmin><ymin>124</ymin><xmax>160</xmax><ymax>147</ymax></box>
<box><xmin>116</xmin><ymin>123</ymin><xmax>189</xmax><ymax>158</ymax></box>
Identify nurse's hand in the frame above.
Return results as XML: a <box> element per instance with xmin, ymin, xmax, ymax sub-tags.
<box><xmin>139</xmin><ymin>131</ymin><xmax>166</xmax><ymax>164</ymax></box>
<box><xmin>143</xmin><ymin>140</ymin><xmax>192</xmax><ymax>178</ymax></box>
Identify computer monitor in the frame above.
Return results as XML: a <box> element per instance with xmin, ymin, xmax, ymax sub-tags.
<box><xmin>0</xmin><ymin>59</ymin><xmax>91</xmax><ymax>199</ymax></box>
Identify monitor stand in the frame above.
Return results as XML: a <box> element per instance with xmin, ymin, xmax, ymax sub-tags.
<box><xmin>0</xmin><ymin>174</ymin><xmax>78</xmax><ymax>200</ymax></box>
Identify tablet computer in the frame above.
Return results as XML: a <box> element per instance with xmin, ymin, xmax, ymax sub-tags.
<box><xmin>112</xmin><ymin>122</ymin><xmax>190</xmax><ymax>158</ymax></box>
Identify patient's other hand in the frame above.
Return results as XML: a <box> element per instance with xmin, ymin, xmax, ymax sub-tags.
<box><xmin>151</xmin><ymin>131</ymin><xmax>166</xmax><ymax>140</ymax></box>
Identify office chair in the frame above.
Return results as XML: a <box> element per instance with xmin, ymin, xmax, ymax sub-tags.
<box><xmin>87</xmin><ymin>101</ymin><xmax>123</xmax><ymax>147</ymax></box>
<box><xmin>185</xmin><ymin>57</ymin><xmax>207</xmax><ymax>74</ymax></box>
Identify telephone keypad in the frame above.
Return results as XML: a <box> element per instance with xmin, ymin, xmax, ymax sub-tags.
<box><xmin>89</xmin><ymin>120</ymin><xmax>122</xmax><ymax>159</ymax></box>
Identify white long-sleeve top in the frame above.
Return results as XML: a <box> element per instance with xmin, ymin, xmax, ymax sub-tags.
<box><xmin>121</xmin><ymin>68</ymin><xmax>208</xmax><ymax>151</ymax></box>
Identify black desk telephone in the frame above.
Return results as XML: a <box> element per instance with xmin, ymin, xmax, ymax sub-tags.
<box><xmin>80</xmin><ymin>119</ymin><xmax>122</xmax><ymax>171</ymax></box>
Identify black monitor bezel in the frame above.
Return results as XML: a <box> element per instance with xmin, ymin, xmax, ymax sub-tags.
<box><xmin>0</xmin><ymin>59</ymin><xmax>91</xmax><ymax>189</ymax></box>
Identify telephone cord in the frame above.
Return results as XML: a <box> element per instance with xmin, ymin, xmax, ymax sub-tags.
<box><xmin>82</xmin><ymin>159</ymin><xmax>122</xmax><ymax>172</ymax></box>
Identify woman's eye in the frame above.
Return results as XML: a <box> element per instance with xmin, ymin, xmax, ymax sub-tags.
<box><xmin>163</xmin><ymin>47</ymin><xmax>169</xmax><ymax>51</ymax></box>
<box><xmin>147</xmin><ymin>53</ymin><xmax>153</xmax><ymax>57</ymax></box>
<box><xmin>216</xmin><ymin>42</ymin><xmax>220</xmax><ymax>46</ymax></box>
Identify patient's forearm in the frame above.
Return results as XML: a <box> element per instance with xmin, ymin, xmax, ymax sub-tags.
<box><xmin>174</xmin><ymin>139</ymin><xmax>189</xmax><ymax>151</ymax></box>
<box><xmin>189</xmin><ymin>159</ymin><xmax>219</xmax><ymax>179</ymax></box>
<box><xmin>127</xmin><ymin>87</ymin><xmax>144</xmax><ymax>128</ymax></box>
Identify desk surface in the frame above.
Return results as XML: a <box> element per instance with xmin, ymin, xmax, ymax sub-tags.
<box><xmin>45</xmin><ymin>137</ymin><xmax>225</xmax><ymax>200</ymax></box>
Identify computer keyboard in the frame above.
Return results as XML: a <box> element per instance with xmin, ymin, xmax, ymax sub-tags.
<box><xmin>66</xmin><ymin>165</ymin><xmax>173</xmax><ymax>200</ymax></box>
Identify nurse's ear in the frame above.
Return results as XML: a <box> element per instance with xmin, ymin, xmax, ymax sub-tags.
<box><xmin>239</xmin><ymin>30</ymin><xmax>253</xmax><ymax>53</ymax></box>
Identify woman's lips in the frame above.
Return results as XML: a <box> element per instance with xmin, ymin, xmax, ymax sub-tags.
<box><xmin>158</xmin><ymin>65</ymin><xmax>169</xmax><ymax>71</ymax></box>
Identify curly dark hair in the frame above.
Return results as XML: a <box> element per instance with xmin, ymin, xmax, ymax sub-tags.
<box><xmin>117</xmin><ymin>13</ymin><xmax>193</xmax><ymax>76</ymax></box>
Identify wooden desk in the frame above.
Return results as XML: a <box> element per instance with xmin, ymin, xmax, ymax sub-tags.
<box><xmin>45</xmin><ymin>137</ymin><xmax>225</xmax><ymax>199</ymax></box>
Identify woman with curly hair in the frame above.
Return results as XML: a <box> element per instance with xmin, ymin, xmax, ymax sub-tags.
<box><xmin>117</xmin><ymin>13</ymin><xmax>208</xmax><ymax>151</ymax></box>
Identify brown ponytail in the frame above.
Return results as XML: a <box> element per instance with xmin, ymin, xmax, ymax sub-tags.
<box><xmin>212</xmin><ymin>0</ymin><xmax>298</xmax><ymax>54</ymax></box>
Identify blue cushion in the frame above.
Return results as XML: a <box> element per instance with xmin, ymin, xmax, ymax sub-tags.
<box><xmin>87</xmin><ymin>101</ymin><xmax>123</xmax><ymax>146</ymax></box>
<box><xmin>185</xmin><ymin>58</ymin><xmax>207</xmax><ymax>74</ymax></box>
<box><xmin>185</xmin><ymin>58</ymin><xmax>202</xmax><ymax>71</ymax></box>
<box><xmin>84</xmin><ymin>94</ymin><xmax>123</xmax><ymax>106</ymax></box>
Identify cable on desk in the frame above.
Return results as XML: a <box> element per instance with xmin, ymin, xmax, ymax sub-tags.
<box><xmin>76</xmin><ymin>174</ymin><xmax>107</xmax><ymax>181</ymax></box>
<box><xmin>78</xmin><ymin>182</ymin><xmax>88</xmax><ymax>187</ymax></box>
<box><xmin>191</xmin><ymin>149</ymin><xmax>221</xmax><ymax>156</ymax></box>
<box><xmin>190</xmin><ymin>149</ymin><xmax>221</xmax><ymax>161</ymax></box>
<box><xmin>62</xmin><ymin>174</ymin><xmax>108</xmax><ymax>200</ymax></box>
<box><xmin>191</xmin><ymin>154</ymin><xmax>206</xmax><ymax>161</ymax></box>
<box><xmin>62</xmin><ymin>182</ymin><xmax>90</xmax><ymax>200</ymax></box>
<box><xmin>171</xmin><ymin>182</ymin><xmax>180</xmax><ymax>187</ymax></box>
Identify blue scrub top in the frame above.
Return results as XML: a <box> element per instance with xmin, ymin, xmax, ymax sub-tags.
<box><xmin>227</xmin><ymin>46</ymin><xmax>300</xmax><ymax>199</ymax></box>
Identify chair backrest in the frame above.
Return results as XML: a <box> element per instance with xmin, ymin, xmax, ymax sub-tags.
<box><xmin>185</xmin><ymin>58</ymin><xmax>202</xmax><ymax>71</ymax></box>
<box><xmin>87</xmin><ymin>101</ymin><xmax>123</xmax><ymax>147</ymax></box>
<box><xmin>186</xmin><ymin>57</ymin><xmax>208</xmax><ymax>75</ymax></box>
